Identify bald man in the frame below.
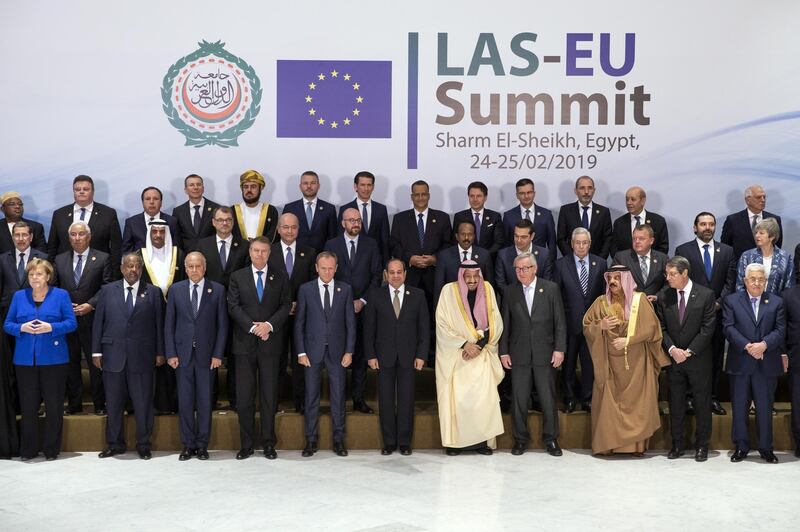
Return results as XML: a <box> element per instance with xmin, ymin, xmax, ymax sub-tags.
<box><xmin>610</xmin><ymin>186</ymin><xmax>669</xmax><ymax>256</ymax></box>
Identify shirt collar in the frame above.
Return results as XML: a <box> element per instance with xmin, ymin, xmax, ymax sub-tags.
<box><xmin>281</xmin><ymin>240</ymin><xmax>296</xmax><ymax>253</ymax></box>
<box><xmin>523</xmin><ymin>277</ymin><xmax>538</xmax><ymax>291</ymax></box>
<box><xmin>124</xmin><ymin>280</ymin><xmax>140</xmax><ymax>292</ymax></box>
<box><xmin>251</xmin><ymin>264</ymin><xmax>268</xmax><ymax>276</ymax></box>
<box><xmin>414</xmin><ymin>208</ymin><xmax>428</xmax><ymax>217</ymax></box>
<box><xmin>74</xmin><ymin>203</ymin><xmax>94</xmax><ymax>214</ymax></box>
<box><xmin>189</xmin><ymin>198</ymin><xmax>205</xmax><ymax>209</ymax></box>
<box><xmin>746</xmin><ymin>208</ymin><xmax>762</xmax><ymax>219</ymax></box>
<box><xmin>390</xmin><ymin>283</ymin><xmax>405</xmax><ymax>294</ymax></box>
<box><xmin>17</xmin><ymin>246</ymin><xmax>31</xmax><ymax>256</ymax></box>
<box><xmin>678</xmin><ymin>279</ymin><xmax>693</xmax><ymax>295</ymax></box>
<box><xmin>318</xmin><ymin>277</ymin><xmax>334</xmax><ymax>289</ymax></box>
<box><xmin>696</xmin><ymin>237</ymin><xmax>713</xmax><ymax>249</ymax></box>
<box><xmin>578</xmin><ymin>201</ymin><xmax>593</xmax><ymax>210</ymax></box>
<box><xmin>190</xmin><ymin>278</ymin><xmax>205</xmax><ymax>292</ymax></box>
<box><xmin>344</xmin><ymin>233</ymin><xmax>359</xmax><ymax>245</ymax></box>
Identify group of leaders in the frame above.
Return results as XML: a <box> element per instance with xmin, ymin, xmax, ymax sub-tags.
<box><xmin>0</xmin><ymin>170</ymin><xmax>798</xmax><ymax>465</ymax></box>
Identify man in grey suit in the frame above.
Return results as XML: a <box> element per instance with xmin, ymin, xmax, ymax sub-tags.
<box><xmin>613</xmin><ymin>224</ymin><xmax>668</xmax><ymax>299</ymax></box>
<box><xmin>500</xmin><ymin>252</ymin><xmax>567</xmax><ymax>456</ymax></box>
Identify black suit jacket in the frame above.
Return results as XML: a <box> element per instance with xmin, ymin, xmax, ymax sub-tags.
<box><xmin>389</xmin><ymin>209</ymin><xmax>452</xmax><ymax>292</ymax></box>
<box><xmin>47</xmin><ymin>203</ymin><xmax>122</xmax><ymax>271</ymax></box>
<box><xmin>782</xmin><ymin>285</ymin><xmax>800</xmax><ymax>373</ymax></box>
<box><xmin>195</xmin><ymin>235</ymin><xmax>250</xmax><ymax>288</ymax></box>
<box><xmin>324</xmin><ymin>235</ymin><xmax>381</xmax><ymax>300</ymax></box>
<box><xmin>282</xmin><ymin>198</ymin><xmax>337</xmax><ymax>253</ymax></box>
<box><xmin>502</xmin><ymin>203</ymin><xmax>556</xmax><ymax>253</ymax></box>
<box><xmin>554</xmin><ymin>253</ymin><xmax>607</xmax><ymax>335</ymax></box>
<box><xmin>121</xmin><ymin>212</ymin><xmax>181</xmax><ymax>254</ymax></box>
<box><xmin>0</xmin><ymin>248</ymin><xmax>50</xmax><ymax>309</ymax></box>
<box><xmin>231</xmin><ymin>203</ymin><xmax>280</xmax><ymax>243</ymax></box>
<box><xmin>363</xmin><ymin>285</ymin><xmax>430</xmax><ymax>367</ymax></box>
<box><xmin>499</xmin><ymin>278</ymin><xmax>567</xmax><ymax>366</ymax></box>
<box><xmin>655</xmin><ymin>283</ymin><xmax>717</xmax><ymax>371</ymax></box>
<box><xmin>674</xmin><ymin>239</ymin><xmax>736</xmax><ymax>303</ymax></box>
<box><xmin>556</xmin><ymin>202</ymin><xmax>613</xmax><ymax>259</ymax></box>
<box><xmin>267</xmin><ymin>242</ymin><xmax>316</xmax><ymax>300</ymax></box>
<box><xmin>338</xmin><ymin>200</ymin><xmax>391</xmax><ymax>267</ymax></box>
<box><xmin>612</xmin><ymin>249</ymin><xmax>668</xmax><ymax>296</ymax></box>
<box><xmin>226</xmin><ymin>266</ymin><xmax>292</xmax><ymax>356</ymax></box>
<box><xmin>0</xmin><ymin>218</ymin><xmax>46</xmax><ymax>254</ymax></box>
<box><xmin>452</xmin><ymin>209</ymin><xmax>504</xmax><ymax>255</ymax></box>
<box><xmin>434</xmin><ymin>245</ymin><xmax>493</xmax><ymax>299</ymax></box>
<box><xmin>611</xmin><ymin>211</ymin><xmax>669</xmax><ymax>256</ymax></box>
<box><xmin>172</xmin><ymin>198</ymin><xmax>221</xmax><ymax>252</ymax></box>
<box><xmin>495</xmin><ymin>245</ymin><xmax>553</xmax><ymax>293</ymax></box>
<box><xmin>54</xmin><ymin>248</ymin><xmax>113</xmax><ymax>307</ymax></box>
<box><xmin>164</xmin><ymin>279</ymin><xmax>229</xmax><ymax>365</ymax></box>
<box><xmin>721</xmin><ymin>208</ymin><xmax>783</xmax><ymax>260</ymax></box>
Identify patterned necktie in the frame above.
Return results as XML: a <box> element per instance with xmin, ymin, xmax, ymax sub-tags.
<box><xmin>640</xmin><ymin>255</ymin><xmax>649</xmax><ymax>280</ymax></box>
<box><xmin>751</xmin><ymin>297</ymin><xmax>758</xmax><ymax>318</ymax></box>
<box><xmin>524</xmin><ymin>209</ymin><xmax>531</xmax><ymax>221</ymax></box>
<box><xmin>218</xmin><ymin>240</ymin><xmax>227</xmax><ymax>270</ymax></box>
<box><xmin>305</xmin><ymin>201</ymin><xmax>314</xmax><ymax>230</ymax></box>
<box><xmin>703</xmin><ymin>244</ymin><xmax>712</xmax><ymax>280</ymax></box>
<box><xmin>581</xmin><ymin>206</ymin><xmax>589</xmax><ymax>230</ymax></box>
<box><xmin>192</xmin><ymin>283</ymin><xmax>199</xmax><ymax>317</ymax></box>
<box><xmin>678</xmin><ymin>289</ymin><xmax>686</xmax><ymax>322</ymax></box>
<box><xmin>74</xmin><ymin>254</ymin><xmax>83</xmax><ymax>285</ymax></box>
<box><xmin>125</xmin><ymin>286</ymin><xmax>134</xmax><ymax>317</ymax></box>
<box><xmin>579</xmin><ymin>259</ymin><xmax>588</xmax><ymax>295</ymax></box>
<box><xmin>462</xmin><ymin>250</ymin><xmax>468</xmax><ymax>262</ymax></box>
<box><xmin>349</xmin><ymin>240</ymin><xmax>356</xmax><ymax>261</ymax></box>
<box><xmin>256</xmin><ymin>271</ymin><xmax>264</xmax><ymax>302</ymax></box>
<box><xmin>392</xmin><ymin>289</ymin><xmax>401</xmax><ymax>318</ymax></box>
<box><xmin>285</xmin><ymin>247</ymin><xmax>294</xmax><ymax>276</ymax></box>
<box><xmin>323</xmin><ymin>284</ymin><xmax>331</xmax><ymax>315</ymax></box>
<box><xmin>474</xmin><ymin>212</ymin><xmax>481</xmax><ymax>242</ymax></box>
<box><xmin>634</xmin><ymin>215</ymin><xmax>642</xmax><ymax>228</ymax></box>
<box><xmin>17</xmin><ymin>252</ymin><xmax>25</xmax><ymax>284</ymax></box>
<box><xmin>417</xmin><ymin>213</ymin><xmax>425</xmax><ymax>247</ymax></box>
<box><xmin>751</xmin><ymin>214</ymin><xmax>759</xmax><ymax>232</ymax></box>
<box><xmin>193</xmin><ymin>205</ymin><xmax>201</xmax><ymax>233</ymax></box>
<box><xmin>362</xmin><ymin>202</ymin><xmax>369</xmax><ymax>233</ymax></box>
<box><xmin>79</xmin><ymin>207</ymin><xmax>86</xmax><ymax>221</ymax></box>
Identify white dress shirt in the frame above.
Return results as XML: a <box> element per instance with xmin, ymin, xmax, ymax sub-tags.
<box><xmin>696</xmin><ymin>237</ymin><xmax>715</xmax><ymax>264</ymax></box>
<box><xmin>298</xmin><ymin>278</ymin><xmax>336</xmax><ymax>359</ymax></box>
<box><xmin>577</xmin><ymin>201</ymin><xmax>594</xmax><ymax>226</ymax></box>
<box><xmin>74</xmin><ymin>202</ymin><xmax>94</xmax><ymax>225</ymax></box>
<box><xmin>630</xmin><ymin>209</ymin><xmax>648</xmax><ymax>232</ymax></box>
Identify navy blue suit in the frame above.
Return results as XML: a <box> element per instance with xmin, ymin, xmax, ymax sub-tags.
<box><xmin>453</xmin><ymin>209</ymin><xmax>505</xmax><ymax>256</ymax></box>
<box><xmin>434</xmin><ymin>245</ymin><xmax>494</xmax><ymax>302</ymax></box>
<box><xmin>92</xmin><ymin>281</ymin><xmax>164</xmax><ymax>453</ymax></box>
<box><xmin>495</xmin><ymin>245</ymin><xmax>553</xmax><ymax>294</ymax></box>
<box><xmin>554</xmin><ymin>253</ymin><xmax>607</xmax><ymax>404</ymax></box>
<box><xmin>781</xmin><ymin>285</ymin><xmax>800</xmax><ymax>449</ymax></box>
<box><xmin>282</xmin><ymin>198</ymin><xmax>338</xmax><ymax>255</ymax></box>
<box><xmin>723</xmin><ymin>290</ymin><xmax>786</xmax><ymax>452</ymax></box>
<box><xmin>502</xmin><ymin>204</ymin><xmax>556</xmax><ymax>254</ymax></box>
<box><xmin>294</xmin><ymin>280</ymin><xmax>356</xmax><ymax>444</ymax></box>
<box><xmin>47</xmin><ymin>202</ymin><xmax>122</xmax><ymax>279</ymax></box>
<box><xmin>165</xmin><ymin>279</ymin><xmax>228</xmax><ymax>450</ymax></box>
<box><xmin>338</xmin><ymin>199</ymin><xmax>391</xmax><ymax>267</ymax></box>
<box><xmin>0</xmin><ymin>218</ymin><xmax>46</xmax><ymax>254</ymax></box>
<box><xmin>121</xmin><ymin>212</ymin><xmax>181</xmax><ymax>254</ymax></box>
<box><xmin>721</xmin><ymin>209</ymin><xmax>783</xmax><ymax>260</ymax></box>
<box><xmin>0</xmin><ymin>248</ymin><xmax>50</xmax><ymax>311</ymax></box>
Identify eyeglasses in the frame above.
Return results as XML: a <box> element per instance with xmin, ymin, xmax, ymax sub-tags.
<box><xmin>214</xmin><ymin>218</ymin><xmax>233</xmax><ymax>224</ymax></box>
<box><xmin>343</xmin><ymin>218</ymin><xmax>362</xmax><ymax>224</ymax></box>
<box><xmin>514</xmin><ymin>265</ymin><xmax>535</xmax><ymax>273</ymax></box>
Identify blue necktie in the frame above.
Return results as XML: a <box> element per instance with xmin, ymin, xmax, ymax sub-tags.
<box><xmin>751</xmin><ymin>297</ymin><xmax>758</xmax><ymax>318</ymax></box>
<box><xmin>125</xmin><ymin>287</ymin><xmax>134</xmax><ymax>317</ymax></box>
<box><xmin>193</xmin><ymin>205</ymin><xmax>201</xmax><ymax>233</ymax></box>
<box><xmin>256</xmin><ymin>271</ymin><xmax>264</xmax><ymax>302</ymax></box>
<box><xmin>581</xmin><ymin>206</ymin><xmax>589</xmax><ymax>229</ymax></box>
<box><xmin>285</xmin><ymin>247</ymin><xmax>294</xmax><ymax>276</ymax></box>
<box><xmin>349</xmin><ymin>240</ymin><xmax>356</xmax><ymax>261</ymax></box>
<box><xmin>219</xmin><ymin>240</ymin><xmax>227</xmax><ymax>270</ymax></box>
<box><xmin>474</xmin><ymin>212</ymin><xmax>481</xmax><ymax>242</ymax></box>
<box><xmin>192</xmin><ymin>283</ymin><xmax>199</xmax><ymax>317</ymax></box>
<box><xmin>703</xmin><ymin>244</ymin><xmax>712</xmax><ymax>280</ymax></box>
<box><xmin>417</xmin><ymin>213</ymin><xmax>425</xmax><ymax>247</ymax></box>
<box><xmin>305</xmin><ymin>201</ymin><xmax>314</xmax><ymax>230</ymax></box>
<box><xmin>79</xmin><ymin>207</ymin><xmax>86</xmax><ymax>221</ymax></box>
<box><xmin>579</xmin><ymin>259</ymin><xmax>588</xmax><ymax>295</ymax></box>
<box><xmin>362</xmin><ymin>202</ymin><xmax>369</xmax><ymax>233</ymax></box>
<box><xmin>17</xmin><ymin>252</ymin><xmax>25</xmax><ymax>284</ymax></box>
<box><xmin>74</xmin><ymin>254</ymin><xmax>83</xmax><ymax>286</ymax></box>
<box><xmin>524</xmin><ymin>209</ymin><xmax>531</xmax><ymax>221</ymax></box>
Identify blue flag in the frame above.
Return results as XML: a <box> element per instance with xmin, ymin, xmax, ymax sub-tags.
<box><xmin>277</xmin><ymin>60</ymin><xmax>391</xmax><ymax>138</ymax></box>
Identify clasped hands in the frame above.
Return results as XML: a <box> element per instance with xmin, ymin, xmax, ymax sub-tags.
<box><xmin>20</xmin><ymin>320</ymin><xmax>53</xmax><ymax>334</ymax></box>
<box><xmin>251</xmin><ymin>321</ymin><xmax>272</xmax><ymax>341</ymax></box>
<box><xmin>297</xmin><ymin>353</ymin><xmax>352</xmax><ymax>368</ymax></box>
<box><xmin>745</xmin><ymin>341</ymin><xmax>767</xmax><ymax>360</ymax></box>
<box><xmin>409</xmin><ymin>255</ymin><xmax>436</xmax><ymax>268</ymax></box>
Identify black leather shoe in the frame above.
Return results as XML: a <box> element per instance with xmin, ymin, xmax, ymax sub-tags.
<box><xmin>197</xmin><ymin>449</ymin><xmax>209</xmax><ymax>460</ymax></box>
<box><xmin>353</xmin><ymin>400</ymin><xmax>374</xmax><ymax>414</ymax></box>
<box><xmin>98</xmin><ymin>448</ymin><xmax>124</xmax><ymax>458</ymax></box>
<box><xmin>45</xmin><ymin>454</ymin><xmax>58</xmax><ymax>461</ymax></box>
<box><xmin>20</xmin><ymin>454</ymin><xmax>36</xmax><ymax>461</ymax></box>
<box><xmin>179</xmin><ymin>448</ymin><xmax>196</xmax><ymax>461</ymax></box>
<box><xmin>581</xmin><ymin>402</ymin><xmax>591</xmax><ymax>413</ymax></box>
<box><xmin>301</xmin><ymin>442</ymin><xmax>317</xmax><ymax>457</ymax></box>
<box><xmin>531</xmin><ymin>399</ymin><xmax>542</xmax><ymax>412</ymax></box>
<box><xmin>695</xmin><ymin>447</ymin><xmax>708</xmax><ymax>462</ymax></box>
<box><xmin>333</xmin><ymin>442</ymin><xmax>348</xmax><ymax>457</ymax></box>
<box><xmin>294</xmin><ymin>401</ymin><xmax>305</xmax><ymax>415</ymax></box>
<box><xmin>399</xmin><ymin>446</ymin><xmax>412</xmax><ymax>456</ymax></box>
<box><xmin>138</xmin><ymin>449</ymin><xmax>152</xmax><ymax>460</ymax></box>
<box><xmin>499</xmin><ymin>397</ymin><xmax>511</xmax><ymax>413</ymax></box>
<box><xmin>685</xmin><ymin>399</ymin><xmax>695</xmax><ymax>416</ymax></box>
<box><xmin>511</xmin><ymin>442</ymin><xmax>526</xmax><ymax>456</ymax></box>
<box><xmin>546</xmin><ymin>441</ymin><xmax>563</xmax><ymax>457</ymax></box>
<box><xmin>475</xmin><ymin>445</ymin><xmax>493</xmax><ymax>456</ymax></box>
<box><xmin>759</xmin><ymin>450</ymin><xmax>779</xmax><ymax>464</ymax></box>
<box><xmin>564</xmin><ymin>400</ymin><xmax>576</xmax><ymax>413</ymax></box>
<box><xmin>64</xmin><ymin>406</ymin><xmax>83</xmax><ymax>415</ymax></box>
<box><xmin>94</xmin><ymin>408</ymin><xmax>107</xmax><ymax>416</ymax></box>
<box><xmin>794</xmin><ymin>447</ymin><xmax>800</xmax><ymax>459</ymax></box>
<box><xmin>445</xmin><ymin>448</ymin><xmax>461</xmax><ymax>456</ymax></box>
<box><xmin>711</xmin><ymin>400</ymin><xmax>726</xmax><ymax>416</ymax></box>
<box><xmin>667</xmin><ymin>447</ymin><xmax>685</xmax><ymax>459</ymax></box>
<box><xmin>381</xmin><ymin>446</ymin><xmax>396</xmax><ymax>456</ymax></box>
<box><xmin>236</xmin><ymin>448</ymin><xmax>254</xmax><ymax>460</ymax></box>
<box><xmin>730</xmin><ymin>448</ymin><xmax>748</xmax><ymax>462</ymax></box>
<box><xmin>264</xmin><ymin>445</ymin><xmax>277</xmax><ymax>460</ymax></box>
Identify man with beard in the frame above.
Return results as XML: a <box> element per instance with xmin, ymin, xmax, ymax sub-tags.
<box><xmin>0</xmin><ymin>191</ymin><xmax>46</xmax><ymax>254</ymax></box>
<box><xmin>556</xmin><ymin>176</ymin><xmax>613</xmax><ymax>259</ymax></box>
<box><xmin>282</xmin><ymin>171</ymin><xmax>338</xmax><ymax>254</ymax></box>
<box><xmin>232</xmin><ymin>170</ymin><xmax>280</xmax><ymax>243</ymax></box>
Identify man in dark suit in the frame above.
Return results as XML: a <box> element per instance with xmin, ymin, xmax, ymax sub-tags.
<box><xmin>434</xmin><ymin>220</ymin><xmax>493</xmax><ymax>300</ymax></box>
<box><xmin>612</xmin><ymin>224</ymin><xmax>667</xmax><ymax>298</ymax></box>
<box><xmin>268</xmin><ymin>213</ymin><xmax>316</xmax><ymax>413</ymax></box>
<box><xmin>47</xmin><ymin>175</ymin><xmax>122</xmax><ymax>274</ymax></box>
<box><xmin>674</xmin><ymin>212</ymin><xmax>737</xmax><ymax>415</ymax></box>
<box><xmin>282</xmin><ymin>170</ymin><xmax>337</xmax><ymax>253</ymax></box>
<box><xmin>656</xmin><ymin>256</ymin><xmax>717</xmax><ymax>462</ymax></box>
<box><xmin>0</xmin><ymin>191</ymin><xmax>46</xmax><ymax>254</ymax></box>
<box><xmin>324</xmin><ymin>208</ymin><xmax>381</xmax><ymax>414</ymax></box>
<box><xmin>502</xmin><ymin>178</ymin><xmax>556</xmax><ymax>254</ymax></box>
<box><xmin>295</xmin><ymin>251</ymin><xmax>356</xmax><ymax>457</ymax></box>
<box><xmin>337</xmin><ymin>171</ymin><xmax>391</xmax><ymax>267</ymax></box>
<box><xmin>196</xmin><ymin>206</ymin><xmax>250</xmax><ymax>410</ymax></box>
<box><xmin>610</xmin><ymin>186</ymin><xmax>669</xmax><ymax>256</ymax></box>
<box><xmin>1</xmin><ymin>222</ymin><xmax>49</xmax><ymax>314</ymax></box>
<box><xmin>554</xmin><ymin>227</ymin><xmax>607</xmax><ymax>413</ymax></box>
<box><xmin>495</xmin><ymin>219</ymin><xmax>553</xmax><ymax>293</ymax></box>
<box><xmin>231</xmin><ymin>170</ymin><xmax>280</xmax><ymax>243</ymax></box>
<box><xmin>452</xmin><ymin>181</ymin><xmax>504</xmax><ymax>259</ymax></box>
<box><xmin>93</xmin><ymin>253</ymin><xmax>164</xmax><ymax>460</ymax></box>
<box><xmin>227</xmin><ymin>237</ymin><xmax>292</xmax><ymax>460</ymax></box>
<box><xmin>165</xmin><ymin>252</ymin><xmax>228</xmax><ymax>461</ymax></box>
<box><xmin>781</xmin><ymin>284</ymin><xmax>800</xmax><ymax>457</ymax></box>
<box><xmin>121</xmin><ymin>186</ymin><xmax>180</xmax><ymax>254</ymax></box>
<box><xmin>500</xmin><ymin>252</ymin><xmax>567</xmax><ymax>456</ymax></box>
<box><xmin>556</xmin><ymin>175</ymin><xmax>613</xmax><ymax>259</ymax></box>
<box><xmin>723</xmin><ymin>262</ymin><xmax>786</xmax><ymax>463</ymax></box>
<box><xmin>721</xmin><ymin>184</ymin><xmax>783</xmax><ymax>260</ymax></box>
<box><xmin>55</xmin><ymin>221</ymin><xmax>113</xmax><ymax>415</ymax></box>
<box><xmin>364</xmin><ymin>258</ymin><xmax>429</xmax><ymax>455</ymax></box>
<box><xmin>172</xmin><ymin>174</ymin><xmax>220</xmax><ymax>252</ymax></box>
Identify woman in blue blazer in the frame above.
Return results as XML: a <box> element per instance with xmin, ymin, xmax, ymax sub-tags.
<box><xmin>736</xmin><ymin>218</ymin><xmax>794</xmax><ymax>294</ymax></box>
<box><xmin>3</xmin><ymin>258</ymin><xmax>77</xmax><ymax>460</ymax></box>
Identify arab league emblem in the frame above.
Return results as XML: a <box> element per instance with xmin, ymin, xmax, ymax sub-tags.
<box><xmin>161</xmin><ymin>41</ymin><xmax>261</xmax><ymax>148</ymax></box>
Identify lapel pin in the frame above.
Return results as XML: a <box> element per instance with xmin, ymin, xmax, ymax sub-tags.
<box><xmin>269</xmin><ymin>275</ymin><xmax>274</xmax><ymax>281</ymax></box>
<box><xmin>300</xmin><ymin>252</ymin><xmax>305</xmax><ymax>257</ymax></box>
<box><xmin>653</xmin><ymin>259</ymin><xmax>658</xmax><ymax>263</ymax></box>
<box><xmin>764</xmin><ymin>299</ymin><xmax>769</xmax><ymax>304</ymax></box>
<box><xmin>267</xmin><ymin>217</ymin><xmax>271</xmax><ymax>222</ymax></box>
<box><xmin>474</xmin><ymin>254</ymin><xmax>479</xmax><ymax>259</ymax></box>
<box><xmin>536</xmin><ymin>211</ymin><xmax>541</xmax><ymax>216</ymax></box>
<box><xmin>319</xmin><ymin>206</ymin><xmax>324</xmax><ymax>210</ymax></box>
<box><xmin>646</xmin><ymin>219</ymin><xmax>651</xmax><ymax>224</ymax></box>
<box><xmin>233</xmin><ymin>242</ymin><xmax>238</xmax><ymax>247</ymax></box>
<box><xmin>716</xmin><ymin>247</ymin><xmax>720</xmax><ymax>252</ymax></box>
<box><xmin>691</xmin><ymin>293</ymin><xmax>696</xmax><ymax>298</ymax></box>
<box><xmin>595</xmin><ymin>209</ymin><xmax>600</xmax><ymax>214</ymax></box>
<box><xmin>432</xmin><ymin>218</ymin><xmax>437</xmax><ymax>223</ymax></box>
<box><xmin>336</xmin><ymin>287</ymin><xmax>341</xmax><ymax>292</ymax></box>
<box><xmin>534</xmin><ymin>251</ymin><xmax>539</xmax><ymax>255</ymax></box>
<box><xmin>140</xmin><ymin>293</ymin><xmax>146</xmax><ymax>298</ymax></box>
<box><xmin>591</xmin><ymin>261</ymin><xmax>596</xmax><ymax>266</ymax></box>
<box><xmin>91</xmin><ymin>256</ymin><xmax>96</xmax><ymax>261</ymax></box>
<box><xmin>405</xmin><ymin>290</ymin><xmax>410</xmax><ymax>295</ymax></box>
<box><xmin>207</xmin><ymin>288</ymin><xmax>212</xmax><ymax>293</ymax></box>
<box><xmin>207</xmin><ymin>207</ymin><xmax>212</xmax><ymax>212</ymax></box>
<box><xmin>539</xmin><ymin>288</ymin><xmax>544</xmax><ymax>293</ymax></box>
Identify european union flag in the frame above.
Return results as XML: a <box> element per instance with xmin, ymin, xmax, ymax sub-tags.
<box><xmin>277</xmin><ymin>60</ymin><xmax>391</xmax><ymax>138</ymax></box>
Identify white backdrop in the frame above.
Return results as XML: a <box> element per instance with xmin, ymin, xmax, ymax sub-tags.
<box><xmin>1</xmin><ymin>1</ymin><xmax>799</xmax><ymax>253</ymax></box>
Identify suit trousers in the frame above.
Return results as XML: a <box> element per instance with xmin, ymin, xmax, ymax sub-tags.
<box><xmin>16</xmin><ymin>363</ymin><xmax>67</xmax><ymax>458</ymax></box>
<box><xmin>103</xmin><ymin>366</ymin><xmax>154</xmax><ymax>452</ymax></box>
<box><xmin>790</xmin><ymin>371</ymin><xmax>800</xmax><ymax>447</ymax></box>
<box><xmin>511</xmin><ymin>363</ymin><xmax>558</xmax><ymax>445</ymax></box>
<box><xmin>304</xmin><ymin>348</ymin><xmax>346</xmax><ymax>444</ymax></box>
<box><xmin>729</xmin><ymin>372</ymin><xmax>777</xmax><ymax>452</ymax></box>
<box><xmin>667</xmin><ymin>361</ymin><xmax>712</xmax><ymax>448</ymax></box>
<box><xmin>154</xmin><ymin>364</ymin><xmax>177</xmax><ymax>413</ymax></box>
<box><xmin>235</xmin><ymin>349</ymin><xmax>280</xmax><ymax>449</ymax></box>
<box><xmin>281</xmin><ymin>316</ymin><xmax>304</xmax><ymax>406</ymax></box>
<box><xmin>377</xmin><ymin>364</ymin><xmax>415</xmax><ymax>447</ymax></box>
<box><xmin>66</xmin><ymin>315</ymin><xmax>104</xmax><ymax>411</ymax></box>
<box><xmin>350</xmin><ymin>313</ymin><xmax>367</xmax><ymax>402</ymax></box>
<box><xmin>709</xmin><ymin>317</ymin><xmax>725</xmax><ymax>400</ymax></box>
<box><xmin>563</xmin><ymin>332</ymin><xmax>593</xmax><ymax>403</ymax></box>
<box><xmin>176</xmin><ymin>356</ymin><xmax>215</xmax><ymax>449</ymax></box>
